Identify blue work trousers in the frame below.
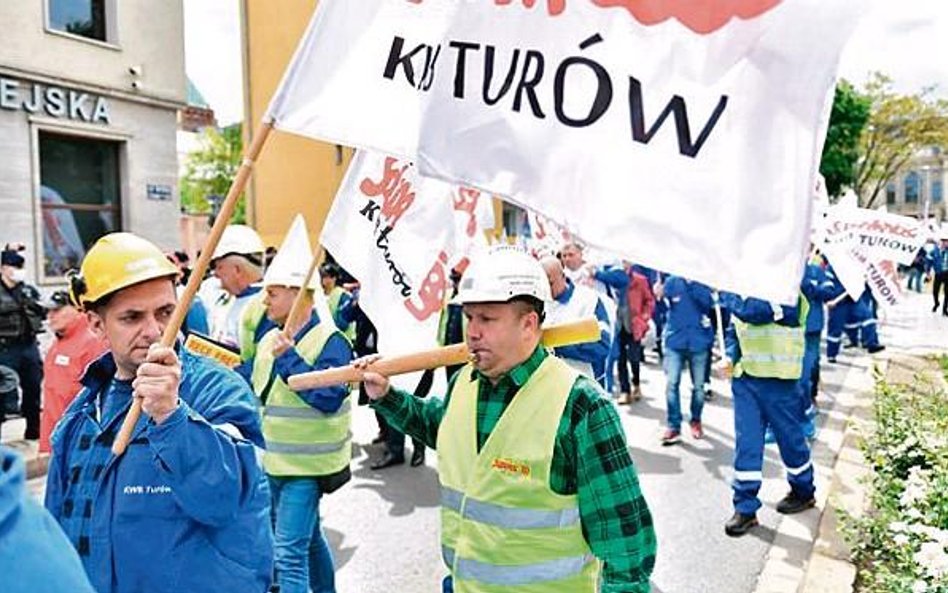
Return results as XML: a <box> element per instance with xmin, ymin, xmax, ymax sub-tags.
<box><xmin>826</xmin><ymin>300</ymin><xmax>852</xmax><ymax>359</ymax></box>
<box><xmin>732</xmin><ymin>376</ymin><xmax>815</xmax><ymax>515</ymax></box>
<box><xmin>798</xmin><ymin>333</ymin><xmax>821</xmax><ymax>417</ymax></box>
<box><xmin>663</xmin><ymin>346</ymin><xmax>708</xmax><ymax>431</ymax></box>
<box><xmin>269</xmin><ymin>476</ymin><xmax>336</xmax><ymax>593</ymax></box>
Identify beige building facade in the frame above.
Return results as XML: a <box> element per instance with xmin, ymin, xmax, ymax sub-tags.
<box><xmin>0</xmin><ymin>0</ymin><xmax>186</xmax><ymax>284</ymax></box>
<box><xmin>882</xmin><ymin>147</ymin><xmax>947</xmax><ymax>222</ymax></box>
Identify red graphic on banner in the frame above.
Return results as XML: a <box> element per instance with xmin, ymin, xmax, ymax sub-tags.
<box><xmin>408</xmin><ymin>0</ymin><xmax>782</xmax><ymax>34</ymax></box>
<box><xmin>453</xmin><ymin>188</ymin><xmax>481</xmax><ymax>238</ymax></box>
<box><xmin>359</xmin><ymin>157</ymin><xmax>416</xmax><ymax>229</ymax></box>
<box><xmin>405</xmin><ymin>251</ymin><xmax>450</xmax><ymax>321</ymax></box>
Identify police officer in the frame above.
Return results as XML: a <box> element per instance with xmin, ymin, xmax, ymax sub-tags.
<box><xmin>0</xmin><ymin>246</ymin><xmax>45</xmax><ymax>440</ymax></box>
<box><xmin>46</xmin><ymin>232</ymin><xmax>273</xmax><ymax>593</ymax></box>
<box><xmin>721</xmin><ymin>293</ymin><xmax>816</xmax><ymax>537</ymax></box>
<box><xmin>358</xmin><ymin>246</ymin><xmax>656</xmax><ymax>593</ymax></box>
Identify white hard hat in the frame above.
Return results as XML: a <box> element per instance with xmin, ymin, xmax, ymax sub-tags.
<box><xmin>456</xmin><ymin>246</ymin><xmax>551</xmax><ymax>304</ymax></box>
<box><xmin>211</xmin><ymin>225</ymin><xmax>264</xmax><ymax>261</ymax></box>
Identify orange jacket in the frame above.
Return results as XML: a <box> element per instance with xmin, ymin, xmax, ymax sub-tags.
<box><xmin>40</xmin><ymin>317</ymin><xmax>107</xmax><ymax>453</ymax></box>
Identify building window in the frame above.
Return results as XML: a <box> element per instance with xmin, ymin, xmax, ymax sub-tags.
<box><xmin>904</xmin><ymin>171</ymin><xmax>920</xmax><ymax>204</ymax></box>
<box><xmin>38</xmin><ymin>131</ymin><xmax>121</xmax><ymax>278</ymax></box>
<box><xmin>885</xmin><ymin>183</ymin><xmax>896</xmax><ymax>205</ymax></box>
<box><xmin>48</xmin><ymin>0</ymin><xmax>108</xmax><ymax>42</ymax></box>
<box><xmin>934</xmin><ymin>179</ymin><xmax>943</xmax><ymax>204</ymax></box>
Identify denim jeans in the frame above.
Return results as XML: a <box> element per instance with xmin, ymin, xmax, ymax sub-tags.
<box><xmin>663</xmin><ymin>346</ymin><xmax>709</xmax><ymax>431</ymax></box>
<box><xmin>907</xmin><ymin>267</ymin><xmax>923</xmax><ymax>292</ymax></box>
<box><xmin>269</xmin><ymin>476</ymin><xmax>336</xmax><ymax>593</ymax></box>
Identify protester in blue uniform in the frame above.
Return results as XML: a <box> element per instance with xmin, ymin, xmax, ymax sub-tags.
<box><xmin>823</xmin><ymin>264</ymin><xmax>852</xmax><ymax>363</ymax></box>
<box><xmin>660</xmin><ymin>276</ymin><xmax>714</xmax><ymax>444</ymax></box>
<box><xmin>721</xmin><ymin>293</ymin><xmax>815</xmax><ymax>537</ymax></box>
<box><xmin>799</xmin><ymin>258</ymin><xmax>835</xmax><ymax>438</ymax></box>
<box><xmin>1</xmin><ymin>446</ymin><xmax>96</xmax><ymax>593</ymax></box>
<box><xmin>45</xmin><ymin>233</ymin><xmax>273</xmax><ymax>593</ymax></box>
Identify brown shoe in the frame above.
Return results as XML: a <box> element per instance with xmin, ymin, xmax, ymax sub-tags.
<box><xmin>632</xmin><ymin>386</ymin><xmax>643</xmax><ymax>401</ymax></box>
<box><xmin>617</xmin><ymin>392</ymin><xmax>631</xmax><ymax>405</ymax></box>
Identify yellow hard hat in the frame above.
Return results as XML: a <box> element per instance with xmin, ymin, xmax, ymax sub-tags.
<box><xmin>69</xmin><ymin>232</ymin><xmax>179</xmax><ymax>308</ymax></box>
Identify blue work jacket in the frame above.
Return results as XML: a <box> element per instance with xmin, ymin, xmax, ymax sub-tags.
<box><xmin>45</xmin><ymin>350</ymin><xmax>273</xmax><ymax>593</ymax></box>
<box><xmin>662</xmin><ymin>276</ymin><xmax>714</xmax><ymax>352</ymax></box>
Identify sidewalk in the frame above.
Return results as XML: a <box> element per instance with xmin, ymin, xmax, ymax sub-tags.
<box><xmin>0</xmin><ymin>416</ymin><xmax>48</xmax><ymax>479</ymax></box>
<box><xmin>796</xmin><ymin>291</ymin><xmax>948</xmax><ymax>593</ymax></box>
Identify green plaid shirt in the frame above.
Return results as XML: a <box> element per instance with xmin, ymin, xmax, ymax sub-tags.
<box><xmin>372</xmin><ymin>346</ymin><xmax>656</xmax><ymax>592</ymax></box>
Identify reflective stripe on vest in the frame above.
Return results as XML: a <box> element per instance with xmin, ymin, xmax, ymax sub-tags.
<box><xmin>264</xmin><ymin>400</ymin><xmax>352</xmax><ymax>419</ymax></box>
<box><xmin>441</xmin><ymin>486</ymin><xmax>581</xmax><ymax>530</ymax></box>
<box><xmin>252</xmin><ymin>322</ymin><xmax>352</xmax><ymax>477</ymax></box>
<box><xmin>437</xmin><ymin>357</ymin><xmax>599</xmax><ymax>593</ymax></box>
<box><xmin>733</xmin><ymin>296</ymin><xmax>809</xmax><ymax>380</ymax></box>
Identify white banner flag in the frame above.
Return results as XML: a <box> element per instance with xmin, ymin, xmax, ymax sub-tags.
<box><xmin>321</xmin><ymin>151</ymin><xmax>490</xmax><ymax>388</ymax></box>
<box><xmin>820</xmin><ymin>204</ymin><xmax>924</xmax><ymax>307</ymax></box>
<box><xmin>268</xmin><ymin>0</ymin><xmax>862</xmax><ymax>303</ymax></box>
<box><xmin>823</xmin><ymin>203</ymin><xmax>927</xmax><ymax>266</ymax></box>
<box><xmin>321</xmin><ymin>152</ymin><xmax>455</xmax><ymax>388</ymax></box>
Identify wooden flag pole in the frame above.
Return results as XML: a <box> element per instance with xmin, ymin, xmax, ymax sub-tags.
<box><xmin>288</xmin><ymin>317</ymin><xmax>601</xmax><ymax>391</ymax></box>
<box><xmin>112</xmin><ymin>121</ymin><xmax>275</xmax><ymax>456</ymax></box>
<box><xmin>282</xmin><ymin>245</ymin><xmax>324</xmax><ymax>339</ymax></box>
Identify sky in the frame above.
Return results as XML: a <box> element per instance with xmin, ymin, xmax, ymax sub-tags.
<box><xmin>183</xmin><ymin>0</ymin><xmax>948</xmax><ymax>127</ymax></box>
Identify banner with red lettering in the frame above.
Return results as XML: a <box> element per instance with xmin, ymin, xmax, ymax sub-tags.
<box><xmin>268</xmin><ymin>0</ymin><xmax>862</xmax><ymax>303</ymax></box>
<box><xmin>321</xmin><ymin>151</ymin><xmax>490</xmax><ymax>387</ymax></box>
<box><xmin>819</xmin><ymin>204</ymin><xmax>925</xmax><ymax>307</ymax></box>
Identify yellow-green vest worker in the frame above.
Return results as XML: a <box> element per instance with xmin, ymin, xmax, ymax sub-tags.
<box><xmin>238</xmin><ymin>292</ymin><xmax>271</xmax><ymax>362</ymax></box>
<box><xmin>439</xmin><ymin>357</ymin><xmax>598</xmax><ymax>593</ymax></box>
<box><xmin>245</xmin><ymin>214</ymin><xmax>355</xmax><ymax>592</ymax></box>
<box><xmin>360</xmin><ymin>246</ymin><xmax>656</xmax><ymax>593</ymax></box>
<box><xmin>732</xmin><ymin>297</ymin><xmax>808</xmax><ymax>379</ymax></box>
<box><xmin>320</xmin><ymin>263</ymin><xmax>357</xmax><ymax>341</ymax></box>
<box><xmin>252</xmin><ymin>321</ymin><xmax>353</xmax><ymax>476</ymax></box>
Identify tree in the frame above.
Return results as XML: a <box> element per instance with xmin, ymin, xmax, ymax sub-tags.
<box><xmin>819</xmin><ymin>80</ymin><xmax>871</xmax><ymax>198</ymax></box>
<box><xmin>180</xmin><ymin>123</ymin><xmax>246</xmax><ymax>223</ymax></box>
<box><xmin>854</xmin><ymin>73</ymin><xmax>948</xmax><ymax>209</ymax></box>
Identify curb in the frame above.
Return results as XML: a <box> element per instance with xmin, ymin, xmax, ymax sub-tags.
<box><xmin>752</xmin><ymin>355</ymin><xmax>875</xmax><ymax>593</ymax></box>
<box><xmin>797</xmin><ymin>358</ymin><xmax>880</xmax><ymax>593</ymax></box>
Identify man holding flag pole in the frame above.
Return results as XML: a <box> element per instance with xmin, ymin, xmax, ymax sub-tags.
<box><xmin>355</xmin><ymin>246</ymin><xmax>656</xmax><ymax>593</ymax></box>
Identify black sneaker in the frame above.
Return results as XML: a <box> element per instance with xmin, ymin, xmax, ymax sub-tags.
<box><xmin>724</xmin><ymin>512</ymin><xmax>758</xmax><ymax>537</ymax></box>
<box><xmin>776</xmin><ymin>491</ymin><xmax>816</xmax><ymax>515</ymax></box>
<box><xmin>866</xmin><ymin>344</ymin><xmax>886</xmax><ymax>354</ymax></box>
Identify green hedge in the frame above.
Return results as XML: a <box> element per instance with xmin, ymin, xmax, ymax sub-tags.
<box><xmin>840</xmin><ymin>359</ymin><xmax>948</xmax><ymax>593</ymax></box>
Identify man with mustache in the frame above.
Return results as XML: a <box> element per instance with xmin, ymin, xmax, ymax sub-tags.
<box><xmin>358</xmin><ymin>246</ymin><xmax>656</xmax><ymax>593</ymax></box>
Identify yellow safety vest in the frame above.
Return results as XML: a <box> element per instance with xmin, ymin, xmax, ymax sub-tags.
<box><xmin>326</xmin><ymin>286</ymin><xmax>356</xmax><ymax>342</ymax></box>
<box><xmin>438</xmin><ymin>357</ymin><xmax>598</xmax><ymax>593</ymax></box>
<box><xmin>733</xmin><ymin>296</ymin><xmax>809</xmax><ymax>380</ymax></box>
<box><xmin>238</xmin><ymin>293</ymin><xmax>268</xmax><ymax>362</ymax></box>
<box><xmin>252</xmin><ymin>322</ymin><xmax>352</xmax><ymax>477</ymax></box>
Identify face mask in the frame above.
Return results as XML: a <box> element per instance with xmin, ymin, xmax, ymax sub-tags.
<box><xmin>10</xmin><ymin>269</ymin><xmax>26</xmax><ymax>283</ymax></box>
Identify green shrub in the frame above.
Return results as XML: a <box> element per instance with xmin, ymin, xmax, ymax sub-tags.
<box><xmin>839</xmin><ymin>375</ymin><xmax>948</xmax><ymax>593</ymax></box>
